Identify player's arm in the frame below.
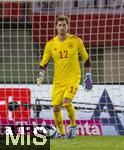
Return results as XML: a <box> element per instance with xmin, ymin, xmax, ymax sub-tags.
<box><xmin>37</xmin><ymin>42</ymin><xmax>51</xmax><ymax>86</ymax></box>
<box><xmin>78</xmin><ymin>38</ymin><xmax>93</xmax><ymax>90</ymax></box>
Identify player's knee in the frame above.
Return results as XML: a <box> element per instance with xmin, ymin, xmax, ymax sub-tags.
<box><xmin>53</xmin><ymin>105</ymin><xmax>61</xmax><ymax>112</ymax></box>
<box><xmin>63</xmin><ymin>102</ymin><xmax>72</xmax><ymax>109</ymax></box>
<box><xmin>63</xmin><ymin>98</ymin><xmax>72</xmax><ymax>108</ymax></box>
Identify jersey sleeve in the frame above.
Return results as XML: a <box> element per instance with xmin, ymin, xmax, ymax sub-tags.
<box><xmin>77</xmin><ymin>38</ymin><xmax>89</xmax><ymax>64</ymax></box>
<box><xmin>40</xmin><ymin>42</ymin><xmax>51</xmax><ymax>68</ymax></box>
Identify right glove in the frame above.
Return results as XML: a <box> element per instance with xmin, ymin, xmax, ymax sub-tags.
<box><xmin>37</xmin><ymin>69</ymin><xmax>45</xmax><ymax>86</ymax></box>
<box><xmin>83</xmin><ymin>72</ymin><xmax>93</xmax><ymax>91</ymax></box>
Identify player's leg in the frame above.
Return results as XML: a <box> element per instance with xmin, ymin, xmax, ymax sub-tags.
<box><xmin>63</xmin><ymin>83</ymin><xmax>79</xmax><ymax>126</ymax></box>
<box><xmin>52</xmin><ymin>105</ymin><xmax>65</xmax><ymax>138</ymax></box>
<box><xmin>63</xmin><ymin>83</ymin><xmax>79</xmax><ymax>138</ymax></box>
<box><xmin>52</xmin><ymin>85</ymin><xmax>65</xmax><ymax>137</ymax></box>
<box><xmin>63</xmin><ymin>98</ymin><xmax>77</xmax><ymax>138</ymax></box>
<box><xmin>63</xmin><ymin>98</ymin><xmax>76</xmax><ymax>126</ymax></box>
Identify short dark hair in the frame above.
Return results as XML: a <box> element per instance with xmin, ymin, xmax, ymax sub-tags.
<box><xmin>56</xmin><ymin>15</ymin><xmax>69</xmax><ymax>25</ymax></box>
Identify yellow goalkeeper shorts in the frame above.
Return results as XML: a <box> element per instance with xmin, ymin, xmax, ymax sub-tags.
<box><xmin>51</xmin><ymin>82</ymin><xmax>79</xmax><ymax>106</ymax></box>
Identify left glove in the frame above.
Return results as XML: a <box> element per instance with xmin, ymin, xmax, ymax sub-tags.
<box><xmin>83</xmin><ymin>72</ymin><xmax>93</xmax><ymax>91</ymax></box>
<box><xmin>37</xmin><ymin>69</ymin><xmax>45</xmax><ymax>86</ymax></box>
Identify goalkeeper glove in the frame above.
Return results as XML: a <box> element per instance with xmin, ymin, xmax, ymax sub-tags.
<box><xmin>83</xmin><ymin>72</ymin><xmax>93</xmax><ymax>91</ymax></box>
<box><xmin>37</xmin><ymin>69</ymin><xmax>45</xmax><ymax>86</ymax></box>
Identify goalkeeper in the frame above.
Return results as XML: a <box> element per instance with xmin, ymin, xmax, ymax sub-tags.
<box><xmin>37</xmin><ymin>15</ymin><xmax>93</xmax><ymax>138</ymax></box>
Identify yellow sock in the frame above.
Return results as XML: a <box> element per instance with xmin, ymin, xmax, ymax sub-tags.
<box><xmin>53</xmin><ymin>111</ymin><xmax>65</xmax><ymax>135</ymax></box>
<box><xmin>64</xmin><ymin>104</ymin><xmax>76</xmax><ymax>126</ymax></box>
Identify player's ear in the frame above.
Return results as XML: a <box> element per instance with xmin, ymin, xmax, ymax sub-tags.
<box><xmin>66</xmin><ymin>24</ymin><xmax>69</xmax><ymax>32</ymax></box>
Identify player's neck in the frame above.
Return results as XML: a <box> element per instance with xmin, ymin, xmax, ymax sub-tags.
<box><xmin>57</xmin><ymin>33</ymin><xmax>67</xmax><ymax>41</ymax></box>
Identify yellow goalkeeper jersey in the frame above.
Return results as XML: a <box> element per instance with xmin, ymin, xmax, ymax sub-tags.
<box><xmin>40</xmin><ymin>33</ymin><xmax>89</xmax><ymax>85</ymax></box>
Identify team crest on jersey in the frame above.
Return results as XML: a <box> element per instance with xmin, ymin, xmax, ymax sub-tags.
<box><xmin>54</xmin><ymin>48</ymin><xmax>57</xmax><ymax>51</ymax></box>
<box><xmin>68</xmin><ymin>42</ymin><xmax>73</xmax><ymax>49</ymax></box>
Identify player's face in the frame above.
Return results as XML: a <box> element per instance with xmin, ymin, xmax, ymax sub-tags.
<box><xmin>56</xmin><ymin>20</ymin><xmax>68</xmax><ymax>37</ymax></box>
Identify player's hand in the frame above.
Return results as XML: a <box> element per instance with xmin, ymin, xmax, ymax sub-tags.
<box><xmin>37</xmin><ymin>69</ymin><xmax>45</xmax><ymax>86</ymax></box>
<box><xmin>83</xmin><ymin>72</ymin><xmax>93</xmax><ymax>91</ymax></box>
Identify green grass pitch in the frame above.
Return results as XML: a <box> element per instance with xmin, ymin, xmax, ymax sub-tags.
<box><xmin>50</xmin><ymin>136</ymin><xmax>124</xmax><ymax>150</ymax></box>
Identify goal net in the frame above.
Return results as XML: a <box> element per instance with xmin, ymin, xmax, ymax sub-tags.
<box><xmin>0</xmin><ymin>0</ymin><xmax>124</xmax><ymax>136</ymax></box>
